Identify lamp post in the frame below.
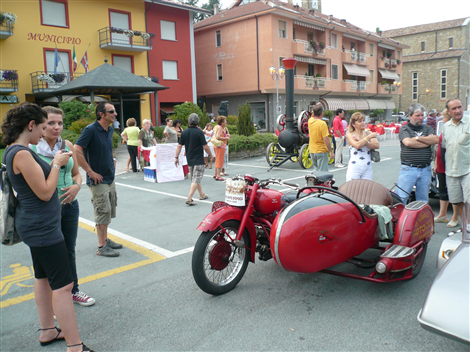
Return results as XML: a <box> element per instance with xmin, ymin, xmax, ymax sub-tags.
<box><xmin>393</xmin><ymin>81</ymin><xmax>401</xmax><ymax>119</ymax></box>
<box><xmin>269</xmin><ymin>65</ymin><xmax>285</xmax><ymax>115</ymax></box>
<box><xmin>418</xmin><ymin>88</ymin><xmax>430</xmax><ymax>103</ymax></box>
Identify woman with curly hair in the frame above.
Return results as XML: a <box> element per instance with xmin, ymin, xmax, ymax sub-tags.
<box><xmin>1</xmin><ymin>103</ymin><xmax>93</xmax><ymax>352</ymax></box>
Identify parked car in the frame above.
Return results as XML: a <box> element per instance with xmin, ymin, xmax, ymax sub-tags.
<box><xmin>417</xmin><ymin>202</ymin><xmax>470</xmax><ymax>345</ymax></box>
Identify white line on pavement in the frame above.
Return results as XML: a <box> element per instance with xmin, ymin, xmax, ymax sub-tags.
<box><xmin>114</xmin><ymin>182</ymin><xmax>212</xmax><ymax>204</ymax></box>
<box><xmin>79</xmin><ymin>217</ymin><xmax>194</xmax><ymax>258</ymax></box>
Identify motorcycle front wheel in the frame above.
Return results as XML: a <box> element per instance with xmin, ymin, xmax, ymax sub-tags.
<box><xmin>192</xmin><ymin>220</ymin><xmax>251</xmax><ymax>295</ymax></box>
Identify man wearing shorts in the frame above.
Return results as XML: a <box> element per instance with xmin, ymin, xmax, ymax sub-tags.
<box><xmin>308</xmin><ymin>103</ymin><xmax>333</xmax><ymax>171</ymax></box>
<box><xmin>75</xmin><ymin>102</ymin><xmax>122</xmax><ymax>257</ymax></box>
<box><xmin>175</xmin><ymin>113</ymin><xmax>213</xmax><ymax>206</ymax></box>
<box><xmin>441</xmin><ymin>98</ymin><xmax>470</xmax><ymax>228</ymax></box>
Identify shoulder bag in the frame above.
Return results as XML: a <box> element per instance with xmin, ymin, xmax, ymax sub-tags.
<box><xmin>211</xmin><ymin>126</ymin><xmax>223</xmax><ymax>147</ymax></box>
<box><xmin>1</xmin><ymin>148</ymin><xmax>21</xmax><ymax>246</ymax></box>
<box><xmin>371</xmin><ymin>149</ymin><xmax>380</xmax><ymax>163</ymax></box>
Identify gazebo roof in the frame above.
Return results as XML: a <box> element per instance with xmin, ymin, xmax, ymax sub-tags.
<box><xmin>37</xmin><ymin>62</ymin><xmax>168</xmax><ymax>98</ymax></box>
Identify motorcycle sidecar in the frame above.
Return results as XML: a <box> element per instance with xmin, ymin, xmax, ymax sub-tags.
<box><xmin>270</xmin><ymin>179</ymin><xmax>434</xmax><ymax>282</ymax></box>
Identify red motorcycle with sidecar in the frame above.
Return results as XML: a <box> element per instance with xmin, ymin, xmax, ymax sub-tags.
<box><xmin>191</xmin><ymin>172</ymin><xmax>434</xmax><ymax>295</ymax></box>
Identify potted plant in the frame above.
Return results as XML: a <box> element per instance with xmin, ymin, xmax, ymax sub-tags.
<box><xmin>2</xmin><ymin>70</ymin><xmax>18</xmax><ymax>81</ymax></box>
<box><xmin>396</xmin><ymin>59</ymin><xmax>401</xmax><ymax>65</ymax></box>
<box><xmin>385</xmin><ymin>62</ymin><xmax>390</xmax><ymax>68</ymax></box>
<box><xmin>124</xmin><ymin>29</ymin><xmax>134</xmax><ymax>38</ymax></box>
<box><xmin>386</xmin><ymin>52</ymin><xmax>392</xmax><ymax>58</ymax></box>
<box><xmin>309</xmin><ymin>40</ymin><xmax>319</xmax><ymax>53</ymax></box>
<box><xmin>37</xmin><ymin>73</ymin><xmax>55</xmax><ymax>84</ymax></box>
<box><xmin>110</xmin><ymin>27</ymin><xmax>124</xmax><ymax>34</ymax></box>
<box><xmin>51</xmin><ymin>73</ymin><xmax>66</xmax><ymax>83</ymax></box>
<box><xmin>319</xmin><ymin>42</ymin><xmax>325</xmax><ymax>50</ymax></box>
<box><xmin>0</xmin><ymin>12</ymin><xmax>17</xmax><ymax>25</ymax></box>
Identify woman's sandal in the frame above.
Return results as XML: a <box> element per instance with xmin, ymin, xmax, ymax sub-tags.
<box><xmin>38</xmin><ymin>326</ymin><xmax>64</xmax><ymax>346</ymax></box>
<box><xmin>216</xmin><ymin>177</ymin><xmax>225</xmax><ymax>181</ymax></box>
<box><xmin>185</xmin><ymin>199</ymin><xmax>196</xmax><ymax>206</ymax></box>
<box><xmin>67</xmin><ymin>342</ymin><xmax>94</xmax><ymax>352</ymax></box>
<box><xmin>199</xmin><ymin>194</ymin><xmax>209</xmax><ymax>200</ymax></box>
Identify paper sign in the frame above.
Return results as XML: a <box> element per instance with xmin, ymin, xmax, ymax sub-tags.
<box><xmin>155</xmin><ymin>144</ymin><xmax>184</xmax><ymax>183</ymax></box>
<box><xmin>225</xmin><ymin>178</ymin><xmax>246</xmax><ymax>206</ymax></box>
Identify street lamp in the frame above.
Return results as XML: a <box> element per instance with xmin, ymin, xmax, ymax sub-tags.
<box><xmin>269</xmin><ymin>65</ymin><xmax>285</xmax><ymax>114</ymax></box>
<box><xmin>418</xmin><ymin>88</ymin><xmax>430</xmax><ymax>103</ymax></box>
<box><xmin>393</xmin><ymin>80</ymin><xmax>401</xmax><ymax>117</ymax></box>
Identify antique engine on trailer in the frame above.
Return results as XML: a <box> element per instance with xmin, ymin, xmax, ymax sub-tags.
<box><xmin>266</xmin><ymin>58</ymin><xmax>318</xmax><ymax>170</ymax></box>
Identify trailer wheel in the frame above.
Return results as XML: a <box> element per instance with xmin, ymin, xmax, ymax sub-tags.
<box><xmin>299</xmin><ymin>144</ymin><xmax>312</xmax><ymax>169</ymax></box>
<box><xmin>290</xmin><ymin>148</ymin><xmax>299</xmax><ymax>162</ymax></box>
<box><xmin>412</xmin><ymin>243</ymin><xmax>427</xmax><ymax>278</ymax></box>
<box><xmin>328</xmin><ymin>135</ymin><xmax>336</xmax><ymax>164</ymax></box>
<box><xmin>266</xmin><ymin>143</ymin><xmax>281</xmax><ymax>165</ymax></box>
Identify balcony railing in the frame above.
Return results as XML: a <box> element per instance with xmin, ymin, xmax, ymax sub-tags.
<box><xmin>293</xmin><ymin>40</ymin><xmax>325</xmax><ymax>56</ymax></box>
<box><xmin>379</xmin><ymin>83</ymin><xmax>396</xmax><ymax>93</ymax></box>
<box><xmin>0</xmin><ymin>69</ymin><xmax>19</xmax><ymax>92</ymax></box>
<box><xmin>358</xmin><ymin>52</ymin><xmax>366</xmax><ymax>63</ymax></box>
<box><xmin>305</xmin><ymin>76</ymin><xmax>326</xmax><ymax>89</ymax></box>
<box><xmin>31</xmin><ymin>71</ymin><xmax>82</xmax><ymax>93</ymax></box>
<box><xmin>99</xmin><ymin>27</ymin><xmax>153</xmax><ymax>52</ymax></box>
<box><xmin>0</xmin><ymin>12</ymin><xmax>15</xmax><ymax>39</ymax></box>
<box><xmin>343</xmin><ymin>80</ymin><xmax>367</xmax><ymax>91</ymax></box>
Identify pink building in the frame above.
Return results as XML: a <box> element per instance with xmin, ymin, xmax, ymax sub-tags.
<box><xmin>194</xmin><ymin>1</ymin><xmax>407</xmax><ymax>130</ymax></box>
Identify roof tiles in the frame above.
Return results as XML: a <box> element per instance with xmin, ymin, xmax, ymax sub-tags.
<box><xmin>382</xmin><ymin>18</ymin><xmax>469</xmax><ymax>38</ymax></box>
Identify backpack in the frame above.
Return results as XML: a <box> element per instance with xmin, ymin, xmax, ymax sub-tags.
<box><xmin>1</xmin><ymin>147</ymin><xmax>22</xmax><ymax>245</ymax></box>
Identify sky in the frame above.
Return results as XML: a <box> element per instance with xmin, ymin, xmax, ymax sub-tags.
<box><xmin>217</xmin><ymin>0</ymin><xmax>470</xmax><ymax>33</ymax></box>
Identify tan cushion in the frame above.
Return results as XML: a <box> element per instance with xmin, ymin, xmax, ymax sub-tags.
<box><xmin>338</xmin><ymin>179</ymin><xmax>392</xmax><ymax>206</ymax></box>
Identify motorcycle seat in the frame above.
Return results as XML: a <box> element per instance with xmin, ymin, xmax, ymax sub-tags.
<box><xmin>338</xmin><ymin>179</ymin><xmax>392</xmax><ymax>206</ymax></box>
<box><xmin>306</xmin><ymin>171</ymin><xmax>334</xmax><ymax>185</ymax></box>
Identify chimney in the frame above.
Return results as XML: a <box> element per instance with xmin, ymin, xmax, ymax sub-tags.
<box><xmin>308</xmin><ymin>9</ymin><xmax>314</xmax><ymax>16</ymax></box>
<box><xmin>377</xmin><ymin>30</ymin><xmax>382</xmax><ymax>36</ymax></box>
<box><xmin>294</xmin><ymin>4</ymin><xmax>299</xmax><ymax>10</ymax></box>
<box><xmin>340</xmin><ymin>19</ymin><xmax>346</xmax><ymax>25</ymax></box>
<box><xmin>213</xmin><ymin>3</ymin><xmax>219</xmax><ymax>15</ymax></box>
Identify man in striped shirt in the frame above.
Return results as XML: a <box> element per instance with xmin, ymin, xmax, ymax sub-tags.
<box><xmin>396</xmin><ymin>103</ymin><xmax>439</xmax><ymax>204</ymax></box>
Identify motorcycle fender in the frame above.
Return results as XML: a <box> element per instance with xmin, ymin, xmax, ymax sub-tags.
<box><xmin>197</xmin><ymin>206</ymin><xmax>257</xmax><ymax>263</ymax></box>
<box><xmin>394</xmin><ymin>201</ymin><xmax>434</xmax><ymax>247</ymax></box>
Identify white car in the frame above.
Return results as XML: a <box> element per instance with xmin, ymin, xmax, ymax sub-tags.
<box><xmin>417</xmin><ymin>203</ymin><xmax>470</xmax><ymax>345</ymax></box>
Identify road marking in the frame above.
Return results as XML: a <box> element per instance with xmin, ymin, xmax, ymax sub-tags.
<box><xmin>79</xmin><ymin>217</ymin><xmax>194</xmax><ymax>258</ymax></box>
<box><xmin>114</xmin><ymin>182</ymin><xmax>212</xmax><ymax>205</ymax></box>
<box><xmin>0</xmin><ymin>218</ymin><xmax>195</xmax><ymax>308</ymax></box>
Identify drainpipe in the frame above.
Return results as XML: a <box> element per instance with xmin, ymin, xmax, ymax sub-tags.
<box><xmin>256</xmin><ymin>15</ymin><xmax>260</xmax><ymax>94</ymax></box>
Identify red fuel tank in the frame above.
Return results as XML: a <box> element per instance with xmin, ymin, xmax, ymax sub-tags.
<box><xmin>253</xmin><ymin>188</ymin><xmax>286</xmax><ymax>215</ymax></box>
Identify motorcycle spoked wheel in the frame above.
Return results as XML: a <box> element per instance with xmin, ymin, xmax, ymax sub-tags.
<box><xmin>411</xmin><ymin>243</ymin><xmax>427</xmax><ymax>278</ymax></box>
<box><xmin>192</xmin><ymin>221</ymin><xmax>251</xmax><ymax>295</ymax></box>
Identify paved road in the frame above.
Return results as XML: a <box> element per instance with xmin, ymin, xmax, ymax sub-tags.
<box><xmin>1</xmin><ymin>138</ymin><xmax>467</xmax><ymax>351</ymax></box>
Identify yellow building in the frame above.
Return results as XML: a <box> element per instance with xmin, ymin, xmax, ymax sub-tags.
<box><xmin>0</xmin><ymin>0</ymin><xmax>153</xmax><ymax>123</ymax></box>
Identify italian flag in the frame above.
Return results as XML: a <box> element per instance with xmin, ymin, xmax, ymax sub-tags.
<box><xmin>73</xmin><ymin>44</ymin><xmax>77</xmax><ymax>72</ymax></box>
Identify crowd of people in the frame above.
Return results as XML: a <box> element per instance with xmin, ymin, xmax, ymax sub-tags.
<box><xmin>1</xmin><ymin>98</ymin><xmax>468</xmax><ymax>351</ymax></box>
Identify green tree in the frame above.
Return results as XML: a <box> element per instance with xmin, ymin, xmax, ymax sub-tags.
<box><xmin>371</xmin><ymin>109</ymin><xmax>385</xmax><ymax>118</ymax></box>
<box><xmin>172</xmin><ymin>102</ymin><xmax>202</xmax><ymax>125</ymax></box>
<box><xmin>59</xmin><ymin>101</ymin><xmax>88</xmax><ymax>128</ymax></box>
<box><xmin>183</xmin><ymin>0</ymin><xmax>220</xmax><ymax>22</ymax></box>
<box><xmin>200</xmin><ymin>102</ymin><xmax>210</xmax><ymax>128</ymax></box>
<box><xmin>237</xmin><ymin>102</ymin><xmax>255</xmax><ymax>137</ymax></box>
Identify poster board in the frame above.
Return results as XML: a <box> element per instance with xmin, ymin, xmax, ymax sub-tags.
<box><xmin>155</xmin><ymin>143</ymin><xmax>185</xmax><ymax>183</ymax></box>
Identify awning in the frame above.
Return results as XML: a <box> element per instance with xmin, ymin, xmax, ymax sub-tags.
<box><xmin>343</xmin><ymin>63</ymin><xmax>370</xmax><ymax>77</ymax></box>
<box><xmin>320</xmin><ymin>98</ymin><xmax>357</xmax><ymax>111</ymax></box>
<box><xmin>366</xmin><ymin>99</ymin><xmax>387</xmax><ymax>110</ymax></box>
<box><xmin>384</xmin><ymin>100</ymin><xmax>395</xmax><ymax>109</ymax></box>
<box><xmin>351</xmin><ymin>98</ymin><xmax>369</xmax><ymax>110</ymax></box>
<box><xmin>378</xmin><ymin>69</ymin><xmax>399</xmax><ymax>80</ymax></box>
<box><xmin>160</xmin><ymin>107</ymin><xmax>175</xmax><ymax>114</ymax></box>
<box><xmin>294</xmin><ymin>55</ymin><xmax>327</xmax><ymax>65</ymax></box>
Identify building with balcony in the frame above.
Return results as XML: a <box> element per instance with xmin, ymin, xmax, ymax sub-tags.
<box><xmin>0</xmin><ymin>0</ymin><xmax>207</xmax><ymax>126</ymax></box>
<box><xmin>194</xmin><ymin>0</ymin><xmax>406</xmax><ymax>131</ymax></box>
<box><xmin>383</xmin><ymin>18</ymin><xmax>470</xmax><ymax>112</ymax></box>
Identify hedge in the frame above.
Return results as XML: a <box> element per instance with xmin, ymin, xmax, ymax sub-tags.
<box><xmin>227</xmin><ymin>133</ymin><xmax>278</xmax><ymax>152</ymax></box>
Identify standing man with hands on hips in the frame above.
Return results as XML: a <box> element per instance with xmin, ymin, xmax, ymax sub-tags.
<box><xmin>74</xmin><ymin>102</ymin><xmax>122</xmax><ymax>257</ymax></box>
